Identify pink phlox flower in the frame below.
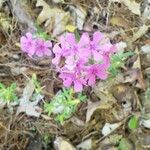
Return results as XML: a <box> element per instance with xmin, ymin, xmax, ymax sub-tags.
<box><xmin>52</xmin><ymin>35</ymin><xmax>71</xmax><ymax>65</ymax></box>
<box><xmin>20</xmin><ymin>32</ymin><xmax>36</xmax><ymax>57</ymax></box>
<box><xmin>65</xmin><ymin>57</ymin><xmax>87</xmax><ymax>74</ymax></box>
<box><xmin>99</xmin><ymin>42</ymin><xmax>117</xmax><ymax>55</ymax></box>
<box><xmin>34</xmin><ymin>38</ymin><xmax>52</xmax><ymax>57</ymax></box>
<box><xmin>59</xmin><ymin>70</ymin><xmax>86</xmax><ymax>92</ymax></box>
<box><xmin>86</xmin><ymin>64</ymin><xmax>108</xmax><ymax>86</ymax></box>
<box><xmin>52</xmin><ymin>44</ymin><xmax>63</xmax><ymax>65</ymax></box>
<box><xmin>88</xmin><ymin>31</ymin><xmax>104</xmax><ymax>62</ymax></box>
<box><xmin>66</xmin><ymin>33</ymin><xmax>90</xmax><ymax>60</ymax></box>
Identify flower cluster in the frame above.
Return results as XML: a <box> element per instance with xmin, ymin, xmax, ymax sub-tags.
<box><xmin>52</xmin><ymin>32</ymin><xmax>117</xmax><ymax>92</ymax></box>
<box><xmin>20</xmin><ymin>32</ymin><xmax>52</xmax><ymax>57</ymax></box>
<box><xmin>20</xmin><ymin>31</ymin><xmax>117</xmax><ymax>92</ymax></box>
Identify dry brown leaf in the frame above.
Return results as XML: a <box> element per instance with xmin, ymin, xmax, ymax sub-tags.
<box><xmin>110</xmin><ymin>0</ymin><xmax>141</xmax><ymax>15</ymax></box>
<box><xmin>0</xmin><ymin>0</ymin><xmax>3</xmax><ymax>9</ymax></box>
<box><xmin>133</xmin><ymin>47</ymin><xmax>141</xmax><ymax>69</ymax></box>
<box><xmin>121</xmin><ymin>0</ymin><xmax>141</xmax><ymax>15</ymax></box>
<box><xmin>132</xmin><ymin>47</ymin><xmax>146</xmax><ymax>89</ymax></box>
<box><xmin>124</xmin><ymin>69</ymin><xmax>146</xmax><ymax>89</ymax></box>
<box><xmin>110</xmin><ymin>16</ymin><xmax>130</xmax><ymax>28</ymax></box>
<box><xmin>9</xmin><ymin>0</ymin><xmax>35</xmax><ymax>30</ymax></box>
<box><xmin>70</xmin><ymin>5</ymin><xmax>87</xmax><ymax>30</ymax></box>
<box><xmin>86</xmin><ymin>101</ymin><xmax>113</xmax><ymax>123</ymax></box>
<box><xmin>0</xmin><ymin>13</ymin><xmax>11</xmax><ymax>32</ymax></box>
<box><xmin>54</xmin><ymin>137</ymin><xmax>76</xmax><ymax>150</ymax></box>
<box><xmin>77</xmin><ymin>138</ymin><xmax>92</xmax><ymax>150</ymax></box>
<box><xmin>0</xmin><ymin>122</ymin><xmax>7</xmax><ymax>138</ymax></box>
<box><xmin>36</xmin><ymin>0</ymin><xmax>70</xmax><ymax>36</ymax></box>
<box><xmin>0</xmin><ymin>31</ymin><xmax>6</xmax><ymax>46</ymax></box>
<box><xmin>132</xmin><ymin>25</ymin><xmax>149</xmax><ymax>42</ymax></box>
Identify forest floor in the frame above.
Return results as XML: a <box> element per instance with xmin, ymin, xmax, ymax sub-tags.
<box><xmin>0</xmin><ymin>0</ymin><xmax>150</xmax><ymax>149</ymax></box>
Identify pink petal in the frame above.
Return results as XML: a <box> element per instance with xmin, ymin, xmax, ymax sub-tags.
<box><xmin>78</xmin><ymin>33</ymin><xmax>89</xmax><ymax>48</ymax></box>
<box><xmin>79</xmin><ymin>48</ymin><xmax>91</xmax><ymax>59</ymax></box>
<box><xmin>45</xmin><ymin>41</ymin><xmax>52</xmax><ymax>48</ymax></box>
<box><xmin>63</xmin><ymin>78</ymin><xmax>72</xmax><ymax>87</ymax></box>
<box><xmin>66</xmin><ymin>33</ymin><xmax>76</xmax><ymax>46</ymax></box>
<box><xmin>52</xmin><ymin>56</ymin><xmax>61</xmax><ymax>65</ymax></box>
<box><xmin>53</xmin><ymin>44</ymin><xmax>62</xmax><ymax>54</ymax></box>
<box><xmin>88</xmin><ymin>75</ymin><xmax>96</xmax><ymax>86</ymax></box>
<box><xmin>74</xmin><ymin>80</ymin><xmax>83</xmax><ymax>92</ymax></box>
<box><xmin>26</xmin><ymin>32</ymin><xmax>33</xmax><ymax>40</ymax></box>
<box><xmin>96</xmin><ymin>66</ymin><xmax>108</xmax><ymax>80</ymax></box>
<box><xmin>28</xmin><ymin>47</ymin><xmax>35</xmax><ymax>56</ymax></box>
<box><xmin>36</xmin><ymin>50</ymin><xmax>43</xmax><ymax>57</ymax></box>
<box><xmin>20</xmin><ymin>36</ymin><xmax>27</xmax><ymax>44</ymax></box>
<box><xmin>93</xmin><ymin>31</ymin><xmax>103</xmax><ymax>44</ymax></box>
<box><xmin>44</xmin><ymin>49</ymin><xmax>52</xmax><ymax>56</ymax></box>
<box><xmin>93</xmin><ymin>51</ymin><xmax>102</xmax><ymax>62</ymax></box>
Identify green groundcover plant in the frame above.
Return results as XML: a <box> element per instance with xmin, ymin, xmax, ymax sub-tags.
<box><xmin>0</xmin><ymin>83</ymin><xmax>18</xmax><ymax>104</ymax></box>
<box><xmin>44</xmin><ymin>88</ymin><xmax>86</xmax><ymax>123</ymax></box>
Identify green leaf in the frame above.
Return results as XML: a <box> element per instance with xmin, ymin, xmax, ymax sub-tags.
<box><xmin>0</xmin><ymin>82</ymin><xmax>18</xmax><ymax>103</ymax></box>
<box><xmin>109</xmin><ymin>51</ymin><xmax>134</xmax><ymax>77</ymax></box>
<box><xmin>44</xmin><ymin>88</ymin><xmax>86</xmax><ymax>123</ymax></box>
<box><xmin>128</xmin><ymin>116</ymin><xmax>138</xmax><ymax>130</ymax></box>
<box><xmin>118</xmin><ymin>138</ymin><xmax>133</xmax><ymax>150</ymax></box>
<box><xmin>35</xmin><ymin>24</ymin><xmax>51</xmax><ymax>40</ymax></box>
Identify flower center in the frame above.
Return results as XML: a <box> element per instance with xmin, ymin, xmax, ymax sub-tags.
<box><xmin>90</xmin><ymin>42</ymin><xmax>96</xmax><ymax>50</ymax></box>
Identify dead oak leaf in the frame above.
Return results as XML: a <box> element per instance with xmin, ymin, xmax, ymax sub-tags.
<box><xmin>36</xmin><ymin>0</ymin><xmax>70</xmax><ymax>36</ymax></box>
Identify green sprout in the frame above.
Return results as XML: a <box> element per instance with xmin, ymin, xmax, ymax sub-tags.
<box><xmin>44</xmin><ymin>88</ymin><xmax>86</xmax><ymax>123</ymax></box>
<box><xmin>31</xmin><ymin>73</ymin><xmax>42</xmax><ymax>94</ymax></box>
<box><xmin>35</xmin><ymin>24</ymin><xmax>51</xmax><ymax>40</ymax></box>
<box><xmin>0</xmin><ymin>83</ymin><xmax>18</xmax><ymax>104</ymax></box>
<box><xmin>109</xmin><ymin>51</ymin><xmax>134</xmax><ymax>77</ymax></box>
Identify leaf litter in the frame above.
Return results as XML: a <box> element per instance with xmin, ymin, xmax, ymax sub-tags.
<box><xmin>0</xmin><ymin>0</ymin><xmax>150</xmax><ymax>149</ymax></box>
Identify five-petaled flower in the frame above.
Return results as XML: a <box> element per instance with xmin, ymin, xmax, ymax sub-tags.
<box><xmin>20</xmin><ymin>32</ymin><xmax>36</xmax><ymax>57</ymax></box>
<box><xmin>20</xmin><ymin>32</ymin><xmax>52</xmax><ymax>58</ymax></box>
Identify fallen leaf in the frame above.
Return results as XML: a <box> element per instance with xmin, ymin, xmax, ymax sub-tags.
<box><xmin>132</xmin><ymin>25</ymin><xmax>149</xmax><ymax>42</ymax></box>
<box><xmin>97</xmin><ymin>134</ymin><xmax>122</xmax><ymax>149</ymax></box>
<box><xmin>141</xmin><ymin>119</ymin><xmax>150</xmax><ymax>128</ymax></box>
<box><xmin>141</xmin><ymin>0</ymin><xmax>150</xmax><ymax>20</ymax></box>
<box><xmin>0</xmin><ymin>122</ymin><xmax>7</xmax><ymax>138</ymax></box>
<box><xmin>70</xmin><ymin>116</ymin><xmax>85</xmax><ymax>127</ymax></box>
<box><xmin>76</xmin><ymin>138</ymin><xmax>92</xmax><ymax>150</ymax></box>
<box><xmin>86</xmin><ymin>101</ymin><xmax>113</xmax><ymax>123</ymax></box>
<box><xmin>118</xmin><ymin>138</ymin><xmax>134</xmax><ymax>150</ymax></box>
<box><xmin>52</xmin><ymin>0</ymin><xmax>64</xmax><ymax>3</ymax></box>
<box><xmin>116</xmin><ymin>41</ymin><xmax>127</xmax><ymax>52</ymax></box>
<box><xmin>9</xmin><ymin>0</ymin><xmax>35</xmax><ymax>30</ymax></box>
<box><xmin>124</xmin><ymin>68</ymin><xmax>146</xmax><ymax>89</ymax></box>
<box><xmin>141</xmin><ymin>44</ymin><xmax>150</xmax><ymax>54</ymax></box>
<box><xmin>17</xmin><ymin>79</ymin><xmax>43</xmax><ymax>117</ymax></box>
<box><xmin>0</xmin><ymin>0</ymin><xmax>3</xmax><ymax>9</ymax></box>
<box><xmin>111</xmin><ymin>0</ymin><xmax>141</xmax><ymax>15</ymax></box>
<box><xmin>66</xmin><ymin>25</ymin><xmax>77</xmax><ymax>33</ymax></box>
<box><xmin>36</xmin><ymin>0</ymin><xmax>70</xmax><ymax>36</ymax></box>
<box><xmin>71</xmin><ymin>6</ymin><xmax>87</xmax><ymax>30</ymax></box>
<box><xmin>111</xmin><ymin>84</ymin><xmax>135</xmax><ymax>106</ymax></box>
<box><xmin>102</xmin><ymin>122</ymin><xmax>122</xmax><ymax>136</ymax></box>
<box><xmin>128</xmin><ymin>115</ymin><xmax>138</xmax><ymax>130</ymax></box>
<box><xmin>110</xmin><ymin>16</ymin><xmax>130</xmax><ymax>28</ymax></box>
<box><xmin>0</xmin><ymin>31</ymin><xmax>6</xmax><ymax>46</ymax></box>
<box><xmin>54</xmin><ymin>137</ymin><xmax>76</xmax><ymax>150</ymax></box>
<box><xmin>0</xmin><ymin>13</ymin><xmax>11</xmax><ymax>32</ymax></box>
